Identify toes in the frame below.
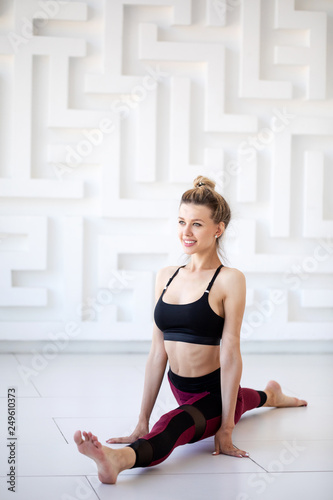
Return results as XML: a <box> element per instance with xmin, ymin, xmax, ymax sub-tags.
<box><xmin>295</xmin><ymin>397</ymin><xmax>308</xmax><ymax>407</ymax></box>
<box><xmin>78</xmin><ymin>431</ymin><xmax>102</xmax><ymax>447</ymax></box>
<box><xmin>91</xmin><ymin>434</ymin><xmax>102</xmax><ymax>449</ymax></box>
<box><xmin>74</xmin><ymin>430</ymin><xmax>83</xmax><ymax>445</ymax></box>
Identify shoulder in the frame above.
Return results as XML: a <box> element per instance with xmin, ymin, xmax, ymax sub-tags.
<box><xmin>218</xmin><ymin>266</ymin><xmax>246</xmax><ymax>295</ymax></box>
<box><xmin>220</xmin><ymin>266</ymin><xmax>245</xmax><ymax>283</ymax></box>
<box><xmin>156</xmin><ymin>265</ymin><xmax>180</xmax><ymax>282</ymax></box>
<box><xmin>155</xmin><ymin>265</ymin><xmax>181</xmax><ymax>293</ymax></box>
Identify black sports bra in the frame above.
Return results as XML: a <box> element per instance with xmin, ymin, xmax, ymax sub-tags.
<box><xmin>154</xmin><ymin>265</ymin><xmax>224</xmax><ymax>346</ymax></box>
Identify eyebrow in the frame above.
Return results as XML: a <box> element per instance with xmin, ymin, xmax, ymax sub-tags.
<box><xmin>178</xmin><ymin>217</ymin><xmax>205</xmax><ymax>222</ymax></box>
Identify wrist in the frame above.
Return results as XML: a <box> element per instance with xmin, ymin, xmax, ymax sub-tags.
<box><xmin>138</xmin><ymin>414</ymin><xmax>150</xmax><ymax>426</ymax></box>
<box><xmin>219</xmin><ymin>423</ymin><xmax>234</xmax><ymax>432</ymax></box>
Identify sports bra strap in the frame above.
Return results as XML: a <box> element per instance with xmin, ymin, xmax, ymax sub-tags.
<box><xmin>163</xmin><ymin>264</ymin><xmax>223</xmax><ymax>293</ymax></box>
<box><xmin>163</xmin><ymin>265</ymin><xmax>186</xmax><ymax>290</ymax></box>
<box><xmin>206</xmin><ymin>264</ymin><xmax>223</xmax><ymax>293</ymax></box>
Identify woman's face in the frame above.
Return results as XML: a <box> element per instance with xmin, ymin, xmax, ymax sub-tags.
<box><xmin>178</xmin><ymin>203</ymin><xmax>223</xmax><ymax>255</ymax></box>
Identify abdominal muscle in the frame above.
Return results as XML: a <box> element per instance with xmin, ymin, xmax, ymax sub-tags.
<box><xmin>164</xmin><ymin>341</ymin><xmax>220</xmax><ymax>378</ymax></box>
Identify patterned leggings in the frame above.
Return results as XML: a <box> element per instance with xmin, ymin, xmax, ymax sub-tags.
<box><xmin>128</xmin><ymin>368</ymin><xmax>267</xmax><ymax>468</ymax></box>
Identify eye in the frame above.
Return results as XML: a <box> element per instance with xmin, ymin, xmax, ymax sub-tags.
<box><xmin>178</xmin><ymin>220</ymin><xmax>185</xmax><ymax>225</ymax></box>
<box><xmin>193</xmin><ymin>223</ymin><xmax>202</xmax><ymax>227</ymax></box>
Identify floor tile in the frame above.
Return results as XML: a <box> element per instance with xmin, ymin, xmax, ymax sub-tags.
<box><xmin>0</xmin><ymin>476</ymin><xmax>98</xmax><ymax>500</ymax></box>
<box><xmin>233</xmin><ymin>401</ymin><xmax>332</xmax><ymax>440</ymax></box>
<box><xmin>15</xmin><ymin>394</ymin><xmax>143</xmax><ymax>419</ymax></box>
<box><xmin>241</xmin><ymin>354</ymin><xmax>333</xmax><ymax>397</ymax></box>
<box><xmin>56</xmin><ymin>416</ymin><xmax>139</xmax><ymax>445</ymax></box>
<box><xmin>0</xmin><ymin>414</ymin><xmax>64</xmax><ymax>444</ymax></box>
<box><xmin>0</xmin><ymin>354</ymin><xmax>40</xmax><ymax>398</ymax></box>
<box><xmin>0</xmin><ymin>442</ymin><xmax>98</xmax><ymax>477</ymax></box>
<box><xmin>242</xmin><ymin>439</ymin><xmax>333</xmax><ymax>472</ymax></box>
<box><xmin>88</xmin><ymin>471</ymin><xmax>333</xmax><ymax>500</ymax></box>
<box><xmin>15</xmin><ymin>354</ymin><xmax>145</xmax><ymax>399</ymax></box>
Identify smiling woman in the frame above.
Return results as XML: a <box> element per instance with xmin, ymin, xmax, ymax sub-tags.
<box><xmin>74</xmin><ymin>176</ymin><xmax>308</xmax><ymax>484</ymax></box>
<box><xmin>178</xmin><ymin>203</ymin><xmax>222</xmax><ymax>255</ymax></box>
<box><xmin>178</xmin><ymin>176</ymin><xmax>231</xmax><ymax>260</ymax></box>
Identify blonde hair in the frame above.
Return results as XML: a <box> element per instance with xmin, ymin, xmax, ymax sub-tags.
<box><xmin>180</xmin><ymin>175</ymin><xmax>231</xmax><ymax>229</ymax></box>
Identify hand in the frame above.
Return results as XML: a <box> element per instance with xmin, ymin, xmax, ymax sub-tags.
<box><xmin>213</xmin><ymin>427</ymin><xmax>249</xmax><ymax>458</ymax></box>
<box><xmin>106</xmin><ymin>421</ymin><xmax>149</xmax><ymax>444</ymax></box>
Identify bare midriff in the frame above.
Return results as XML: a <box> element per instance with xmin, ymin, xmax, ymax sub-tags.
<box><xmin>164</xmin><ymin>341</ymin><xmax>220</xmax><ymax>378</ymax></box>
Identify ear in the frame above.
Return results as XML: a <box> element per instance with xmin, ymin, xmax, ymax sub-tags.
<box><xmin>216</xmin><ymin>222</ymin><xmax>225</xmax><ymax>238</ymax></box>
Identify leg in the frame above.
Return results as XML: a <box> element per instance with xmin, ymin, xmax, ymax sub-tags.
<box><xmin>234</xmin><ymin>382</ymin><xmax>307</xmax><ymax>424</ymax></box>
<box><xmin>74</xmin><ymin>392</ymin><xmax>220</xmax><ymax>480</ymax></box>
<box><xmin>262</xmin><ymin>380</ymin><xmax>308</xmax><ymax>408</ymax></box>
<box><xmin>74</xmin><ymin>430</ymin><xmax>135</xmax><ymax>484</ymax></box>
<box><xmin>234</xmin><ymin>386</ymin><xmax>267</xmax><ymax>424</ymax></box>
<box><xmin>128</xmin><ymin>392</ymin><xmax>222</xmax><ymax>468</ymax></box>
<box><xmin>128</xmin><ymin>385</ymin><xmax>267</xmax><ymax>467</ymax></box>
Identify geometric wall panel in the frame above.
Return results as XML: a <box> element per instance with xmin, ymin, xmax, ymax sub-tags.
<box><xmin>0</xmin><ymin>0</ymin><xmax>332</xmax><ymax>346</ymax></box>
<box><xmin>0</xmin><ymin>216</ymin><xmax>47</xmax><ymax>306</ymax></box>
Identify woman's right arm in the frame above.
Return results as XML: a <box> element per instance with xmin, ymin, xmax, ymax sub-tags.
<box><xmin>106</xmin><ymin>268</ymin><xmax>170</xmax><ymax>444</ymax></box>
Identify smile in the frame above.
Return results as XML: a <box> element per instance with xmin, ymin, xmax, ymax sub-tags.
<box><xmin>183</xmin><ymin>240</ymin><xmax>196</xmax><ymax>247</ymax></box>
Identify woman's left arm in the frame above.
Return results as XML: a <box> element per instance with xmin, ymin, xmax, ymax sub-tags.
<box><xmin>213</xmin><ymin>269</ymin><xmax>249</xmax><ymax>458</ymax></box>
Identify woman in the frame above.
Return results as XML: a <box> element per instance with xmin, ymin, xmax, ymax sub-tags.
<box><xmin>74</xmin><ymin>176</ymin><xmax>307</xmax><ymax>484</ymax></box>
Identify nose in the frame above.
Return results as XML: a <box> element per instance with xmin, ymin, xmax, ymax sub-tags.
<box><xmin>183</xmin><ymin>224</ymin><xmax>193</xmax><ymax>236</ymax></box>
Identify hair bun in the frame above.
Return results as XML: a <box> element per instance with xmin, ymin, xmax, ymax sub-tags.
<box><xmin>193</xmin><ymin>175</ymin><xmax>216</xmax><ymax>190</ymax></box>
<box><xmin>181</xmin><ymin>174</ymin><xmax>231</xmax><ymax>230</ymax></box>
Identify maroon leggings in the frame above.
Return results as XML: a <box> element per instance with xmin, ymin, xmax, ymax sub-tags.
<box><xmin>128</xmin><ymin>369</ymin><xmax>267</xmax><ymax>468</ymax></box>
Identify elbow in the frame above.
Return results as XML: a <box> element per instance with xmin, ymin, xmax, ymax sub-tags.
<box><xmin>149</xmin><ymin>347</ymin><xmax>167</xmax><ymax>367</ymax></box>
<box><xmin>220</xmin><ymin>345</ymin><xmax>242</xmax><ymax>368</ymax></box>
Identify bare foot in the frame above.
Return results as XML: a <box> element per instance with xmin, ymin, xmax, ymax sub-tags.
<box><xmin>263</xmin><ymin>380</ymin><xmax>308</xmax><ymax>408</ymax></box>
<box><xmin>74</xmin><ymin>430</ymin><xmax>135</xmax><ymax>484</ymax></box>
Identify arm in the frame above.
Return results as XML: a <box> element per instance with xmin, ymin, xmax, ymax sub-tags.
<box><xmin>213</xmin><ymin>269</ymin><xmax>249</xmax><ymax>458</ymax></box>
<box><xmin>107</xmin><ymin>270</ymin><xmax>168</xmax><ymax>444</ymax></box>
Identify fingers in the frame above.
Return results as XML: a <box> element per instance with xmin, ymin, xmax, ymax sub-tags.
<box><xmin>212</xmin><ymin>444</ymin><xmax>250</xmax><ymax>458</ymax></box>
<box><xmin>106</xmin><ymin>436</ymin><xmax>131</xmax><ymax>444</ymax></box>
<box><xmin>212</xmin><ymin>437</ymin><xmax>220</xmax><ymax>456</ymax></box>
<box><xmin>233</xmin><ymin>444</ymin><xmax>250</xmax><ymax>458</ymax></box>
<box><xmin>231</xmin><ymin>449</ymin><xmax>250</xmax><ymax>458</ymax></box>
<box><xmin>228</xmin><ymin>445</ymin><xmax>249</xmax><ymax>458</ymax></box>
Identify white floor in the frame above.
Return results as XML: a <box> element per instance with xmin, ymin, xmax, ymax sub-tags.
<box><xmin>0</xmin><ymin>352</ymin><xmax>332</xmax><ymax>500</ymax></box>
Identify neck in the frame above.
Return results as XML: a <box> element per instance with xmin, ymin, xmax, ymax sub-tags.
<box><xmin>186</xmin><ymin>249</ymin><xmax>221</xmax><ymax>272</ymax></box>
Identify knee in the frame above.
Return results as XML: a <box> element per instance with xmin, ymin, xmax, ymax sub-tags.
<box><xmin>180</xmin><ymin>404</ymin><xmax>206</xmax><ymax>442</ymax></box>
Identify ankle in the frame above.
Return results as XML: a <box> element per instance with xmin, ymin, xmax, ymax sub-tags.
<box><xmin>263</xmin><ymin>389</ymin><xmax>274</xmax><ymax>407</ymax></box>
<box><xmin>117</xmin><ymin>447</ymin><xmax>136</xmax><ymax>472</ymax></box>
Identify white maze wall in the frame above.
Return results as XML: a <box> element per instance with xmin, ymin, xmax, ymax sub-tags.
<box><xmin>0</xmin><ymin>0</ymin><xmax>332</xmax><ymax>345</ymax></box>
